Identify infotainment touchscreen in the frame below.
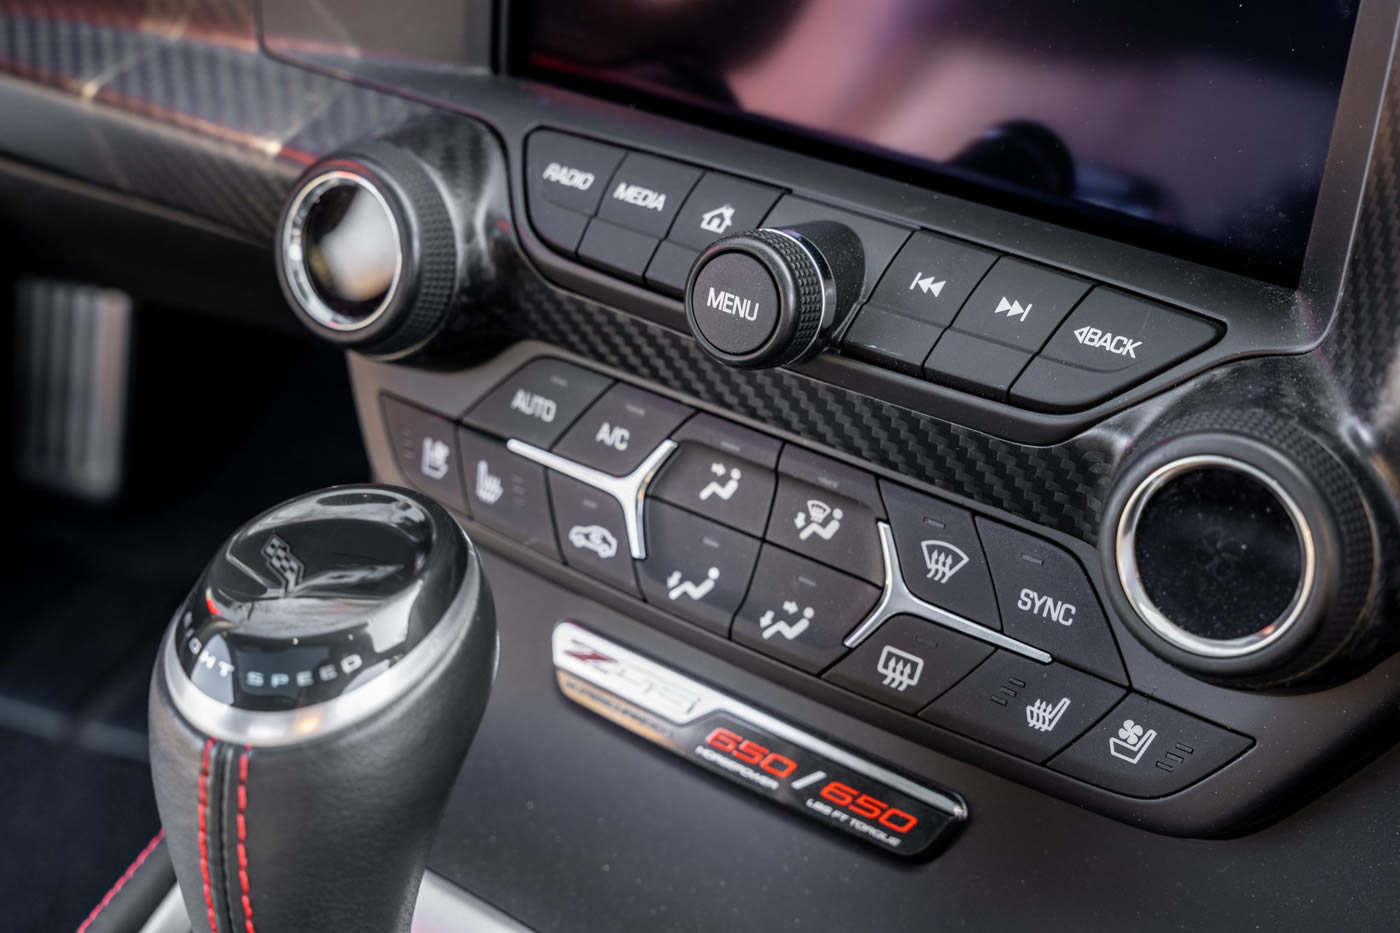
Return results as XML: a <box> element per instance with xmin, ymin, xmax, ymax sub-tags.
<box><xmin>512</xmin><ymin>0</ymin><xmax>1359</xmax><ymax>286</ymax></box>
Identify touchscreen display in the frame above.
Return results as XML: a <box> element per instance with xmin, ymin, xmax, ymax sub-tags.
<box><xmin>513</xmin><ymin>0</ymin><xmax>1359</xmax><ymax>285</ymax></box>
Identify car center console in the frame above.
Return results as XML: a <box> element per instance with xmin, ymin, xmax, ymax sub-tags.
<box><xmin>264</xmin><ymin>0</ymin><xmax>1400</xmax><ymax>847</ymax></box>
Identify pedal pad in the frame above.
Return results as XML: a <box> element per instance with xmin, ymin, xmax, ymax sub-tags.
<box><xmin>13</xmin><ymin>279</ymin><xmax>132</xmax><ymax>502</ymax></box>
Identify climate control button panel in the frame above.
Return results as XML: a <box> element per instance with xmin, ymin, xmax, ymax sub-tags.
<box><xmin>381</xmin><ymin>356</ymin><xmax>1251</xmax><ymax>802</ymax></box>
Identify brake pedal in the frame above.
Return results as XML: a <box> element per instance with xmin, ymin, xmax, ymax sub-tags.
<box><xmin>13</xmin><ymin>279</ymin><xmax>132</xmax><ymax>502</ymax></box>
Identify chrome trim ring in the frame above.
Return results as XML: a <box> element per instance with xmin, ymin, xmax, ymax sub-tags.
<box><xmin>162</xmin><ymin>528</ymin><xmax>487</xmax><ymax>747</ymax></box>
<box><xmin>1114</xmin><ymin>454</ymin><xmax>1317</xmax><ymax>659</ymax></box>
<box><xmin>281</xmin><ymin>169</ymin><xmax>403</xmax><ymax>334</ymax></box>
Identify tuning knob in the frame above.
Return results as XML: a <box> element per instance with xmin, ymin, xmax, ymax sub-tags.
<box><xmin>684</xmin><ymin>222</ymin><xmax>863</xmax><ymax>369</ymax></box>
<box><xmin>1102</xmin><ymin>410</ymin><xmax>1377</xmax><ymax>687</ymax></box>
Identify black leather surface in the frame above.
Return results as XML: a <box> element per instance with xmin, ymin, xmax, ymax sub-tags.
<box><xmin>77</xmin><ymin>835</ymin><xmax>175</xmax><ymax>933</ymax></box>
<box><xmin>149</xmin><ymin>556</ymin><xmax>497</xmax><ymax>933</ymax></box>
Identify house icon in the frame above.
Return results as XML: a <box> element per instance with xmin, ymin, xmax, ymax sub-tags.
<box><xmin>699</xmin><ymin>204</ymin><xmax>736</xmax><ymax>235</ymax></box>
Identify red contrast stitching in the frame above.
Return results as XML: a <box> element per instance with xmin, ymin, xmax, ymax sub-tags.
<box><xmin>237</xmin><ymin>747</ymin><xmax>256</xmax><ymax>933</ymax></box>
<box><xmin>74</xmin><ymin>829</ymin><xmax>166</xmax><ymax>933</ymax></box>
<box><xmin>199</xmin><ymin>738</ymin><xmax>220</xmax><ymax>933</ymax></box>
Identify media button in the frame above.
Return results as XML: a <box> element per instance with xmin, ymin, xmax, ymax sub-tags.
<box><xmin>733</xmin><ymin>546</ymin><xmax>881</xmax><ymax>672</ymax></box>
<box><xmin>866</xmin><ymin>231</ymin><xmax>998</xmax><ymax>327</ymax></box>
<box><xmin>596</xmin><ymin>152</ymin><xmax>702</xmax><ymax>238</ymax></box>
<box><xmin>458</xmin><ymin>428</ymin><xmax>558</xmax><ymax>558</ymax></box>
<box><xmin>920</xmin><ymin>652</ymin><xmax>1125</xmax><ymax>763</ymax></box>
<box><xmin>950</xmin><ymin>257</ymin><xmax>1091</xmax><ymax>352</ymax></box>
<box><xmin>553</xmin><ymin>382</ymin><xmax>691</xmax><ymax>476</ymax></box>
<box><xmin>825</xmin><ymin>615</ymin><xmax>993</xmax><ymax>714</ymax></box>
<box><xmin>464</xmin><ymin>358</ymin><xmax>612</xmax><ymax>449</ymax></box>
<box><xmin>668</xmin><ymin>172</ymin><xmax>782</xmax><ymax>251</ymax></box>
<box><xmin>637</xmin><ymin>501</ymin><xmax>761</xmax><ymax>635</ymax></box>
<box><xmin>880</xmin><ymin>481</ymin><xmax>1001</xmax><ymax>629</ymax></box>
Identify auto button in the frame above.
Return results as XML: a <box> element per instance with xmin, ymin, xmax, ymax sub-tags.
<box><xmin>463</xmin><ymin>358</ymin><xmax>612</xmax><ymax>448</ymax></box>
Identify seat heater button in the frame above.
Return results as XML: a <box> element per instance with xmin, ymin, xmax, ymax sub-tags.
<box><xmin>733</xmin><ymin>546</ymin><xmax>881</xmax><ymax>673</ymax></box>
<box><xmin>381</xmin><ymin>395</ymin><xmax>468</xmax><ymax>514</ymax></box>
<box><xmin>880</xmin><ymin>481</ymin><xmax>1001</xmax><ymax>629</ymax></box>
<box><xmin>596</xmin><ymin>152</ymin><xmax>702</xmax><ymax>238</ymax></box>
<box><xmin>553</xmin><ymin>383</ymin><xmax>691</xmax><ymax>476</ymax></box>
<box><xmin>526</xmin><ymin>130</ymin><xmax>626</xmax><ymax>215</ymax></box>
<box><xmin>549</xmin><ymin>472</ymin><xmax>638</xmax><ymax>595</ymax></box>
<box><xmin>458</xmin><ymin>428</ymin><xmax>558</xmax><ymax>558</ymax></box>
<box><xmin>651</xmin><ymin>442</ymin><xmax>777</xmax><ymax>538</ymax></box>
<box><xmin>637</xmin><ymin>501</ymin><xmax>760</xmax><ymax>635</ymax></box>
<box><xmin>976</xmin><ymin>518</ymin><xmax>1127</xmax><ymax>684</ymax></box>
<box><xmin>1049</xmin><ymin>694</ymin><xmax>1252</xmax><ymax>797</ymax></box>
<box><xmin>463</xmin><ymin>358</ymin><xmax>612</xmax><ymax>449</ymax></box>
<box><xmin>920</xmin><ymin>651</ymin><xmax>1125</xmax><ymax>763</ymax></box>
<box><xmin>824</xmin><ymin>614</ymin><xmax>993</xmax><ymax>714</ymax></box>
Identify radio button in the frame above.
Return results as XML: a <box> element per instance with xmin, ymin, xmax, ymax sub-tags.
<box><xmin>866</xmin><ymin>231</ymin><xmax>998</xmax><ymax>327</ymax></box>
<box><xmin>463</xmin><ymin>358</ymin><xmax>612</xmax><ymax>448</ymax></box>
<box><xmin>976</xmin><ymin>518</ymin><xmax>1127</xmax><ymax>685</ymax></box>
<box><xmin>458</xmin><ymin>428</ymin><xmax>558</xmax><ymax>558</ymax></box>
<box><xmin>825</xmin><ymin>615</ymin><xmax>993</xmax><ymax>714</ymax></box>
<box><xmin>553</xmin><ymin>382</ymin><xmax>691</xmax><ymax>476</ymax></box>
<box><xmin>597</xmin><ymin>152</ymin><xmax>702</xmax><ymax>238</ymax></box>
<box><xmin>550</xmin><ymin>473</ymin><xmax>638</xmax><ymax>595</ymax></box>
<box><xmin>920</xmin><ymin>652</ymin><xmax>1125</xmax><ymax>763</ymax></box>
<box><xmin>637</xmin><ymin>501</ymin><xmax>761</xmax><ymax>635</ymax></box>
<box><xmin>923</xmin><ymin>330</ymin><xmax>1033</xmax><ymax>401</ymax></box>
<box><xmin>1049</xmin><ymin>695</ymin><xmax>1252</xmax><ymax>797</ymax></box>
<box><xmin>950</xmin><ymin>257</ymin><xmax>1091</xmax><ymax>353</ymax></box>
<box><xmin>880</xmin><ymin>481</ymin><xmax>1001</xmax><ymax>629</ymax></box>
<box><xmin>526</xmin><ymin>130</ymin><xmax>626</xmax><ymax>215</ymax></box>
<box><xmin>651</xmin><ymin>443</ymin><xmax>776</xmax><ymax>537</ymax></box>
<box><xmin>669</xmin><ymin>172</ymin><xmax>782</xmax><ymax>251</ymax></box>
<box><xmin>733</xmin><ymin>546</ymin><xmax>881</xmax><ymax>672</ymax></box>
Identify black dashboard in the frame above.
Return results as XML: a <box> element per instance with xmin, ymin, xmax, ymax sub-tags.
<box><xmin>5</xmin><ymin>0</ymin><xmax>1400</xmax><ymax>929</ymax></box>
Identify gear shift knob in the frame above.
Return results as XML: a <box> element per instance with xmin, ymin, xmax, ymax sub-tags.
<box><xmin>148</xmin><ymin>486</ymin><xmax>495</xmax><ymax>933</ymax></box>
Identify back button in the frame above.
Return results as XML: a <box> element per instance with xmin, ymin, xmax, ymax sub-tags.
<box><xmin>638</xmin><ymin>501</ymin><xmax>760</xmax><ymax>635</ymax></box>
